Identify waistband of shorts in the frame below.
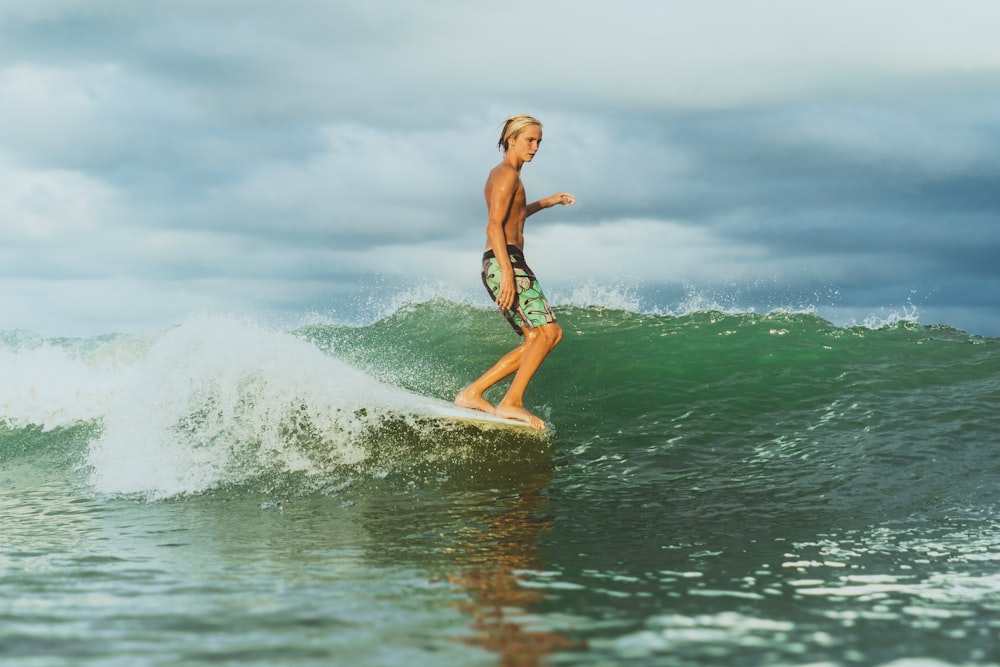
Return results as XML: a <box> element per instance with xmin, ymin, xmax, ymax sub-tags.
<box><xmin>482</xmin><ymin>245</ymin><xmax>523</xmax><ymax>261</ymax></box>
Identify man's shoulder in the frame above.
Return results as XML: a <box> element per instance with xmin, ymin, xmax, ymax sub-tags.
<box><xmin>489</xmin><ymin>161</ymin><xmax>520</xmax><ymax>177</ymax></box>
<box><xmin>487</xmin><ymin>162</ymin><xmax>522</xmax><ymax>188</ymax></box>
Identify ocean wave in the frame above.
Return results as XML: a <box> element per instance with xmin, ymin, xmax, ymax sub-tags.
<box><xmin>3</xmin><ymin>299</ymin><xmax>996</xmax><ymax>502</ymax></box>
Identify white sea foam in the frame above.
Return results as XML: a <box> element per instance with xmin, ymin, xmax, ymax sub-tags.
<box><xmin>83</xmin><ymin>316</ymin><xmax>476</xmax><ymax>498</ymax></box>
<box><xmin>557</xmin><ymin>281</ymin><xmax>642</xmax><ymax>313</ymax></box>
<box><xmin>0</xmin><ymin>335</ymin><xmax>142</xmax><ymax>431</ymax></box>
<box><xmin>1</xmin><ymin>316</ymin><xmax>472</xmax><ymax>498</ymax></box>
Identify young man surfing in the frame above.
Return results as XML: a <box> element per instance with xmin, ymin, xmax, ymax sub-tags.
<box><xmin>454</xmin><ymin>115</ymin><xmax>575</xmax><ymax>430</ymax></box>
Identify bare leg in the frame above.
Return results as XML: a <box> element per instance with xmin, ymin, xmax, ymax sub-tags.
<box><xmin>454</xmin><ymin>339</ymin><xmax>529</xmax><ymax>414</ymax></box>
<box><xmin>493</xmin><ymin>322</ymin><xmax>562</xmax><ymax>429</ymax></box>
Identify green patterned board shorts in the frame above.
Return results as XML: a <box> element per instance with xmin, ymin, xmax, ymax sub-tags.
<box><xmin>481</xmin><ymin>245</ymin><xmax>557</xmax><ymax>336</ymax></box>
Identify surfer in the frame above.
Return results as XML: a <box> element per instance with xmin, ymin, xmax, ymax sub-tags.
<box><xmin>454</xmin><ymin>114</ymin><xmax>575</xmax><ymax>430</ymax></box>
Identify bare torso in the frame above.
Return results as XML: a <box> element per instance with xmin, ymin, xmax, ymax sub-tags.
<box><xmin>483</xmin><ymin>162</ymin><xmax>527</xmax><ymax>251</ymax></box>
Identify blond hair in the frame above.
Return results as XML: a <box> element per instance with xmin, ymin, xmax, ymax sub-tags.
<box><xmin>498</xmin><ymin>114</ymin><xmax>542</xmax><ymax>153</ymax></box>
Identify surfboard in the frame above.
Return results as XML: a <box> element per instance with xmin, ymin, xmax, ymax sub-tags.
<box><xmin>423</xmin><ymin>402</ymin><xmax>539</xmax><ymax>430</ymax></box>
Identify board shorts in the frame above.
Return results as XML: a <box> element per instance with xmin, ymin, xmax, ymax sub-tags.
<box><xmin>481</xmin><ymin>245</ymin><xmax>557</xmax><ymax>336</ymax></box>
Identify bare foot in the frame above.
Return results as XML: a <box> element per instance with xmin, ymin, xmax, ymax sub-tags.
<box><xmin>495</xmin><ymin>403</ymin><xmax>546</xmax><ymax>430</ymax></box>
<box><xmin>454</xmin><ymin>387</ymin><xmax>495</xmax><ymax>414</ymax></box>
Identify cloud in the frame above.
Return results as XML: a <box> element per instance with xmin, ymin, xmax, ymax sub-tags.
<box><xmin>1</xmin><ymin>1</ymin><xmax>999</xmax><ymax>337</ymax></box>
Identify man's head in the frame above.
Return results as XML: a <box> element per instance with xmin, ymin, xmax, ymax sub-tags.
<box><xmin>498</xmin><ymin>114</ymin><xmax>543</xmax><ymax>154</ymax></box>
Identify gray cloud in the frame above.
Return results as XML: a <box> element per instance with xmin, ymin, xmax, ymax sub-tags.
<box><xmin>1</xmin><ymin>1</ymin><xmax>999</xmax><ymax>336</ymax></box>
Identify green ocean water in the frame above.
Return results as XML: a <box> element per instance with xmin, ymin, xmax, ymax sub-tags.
<box><xmin>2</xmin><ymin>301</ymin><xmax>1000</xmax><ymax>666</ymax></box>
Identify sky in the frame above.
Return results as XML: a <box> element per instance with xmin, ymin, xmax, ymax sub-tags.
<box><xmin>1</xmin><ymin>0</ymin><xmax>999</xmax><ymax>337</ymax></box>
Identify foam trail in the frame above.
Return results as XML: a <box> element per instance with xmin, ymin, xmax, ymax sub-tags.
<box><xmin>86</xmin><ymin>317</ymin><xmax>450</xmax><ymax>498</ymax></box>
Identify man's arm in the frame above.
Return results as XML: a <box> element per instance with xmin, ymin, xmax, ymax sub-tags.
<box><xmin>526</xmin><ymin>192</ymin><xmax>576</xmax><ymax>217</ymax></box>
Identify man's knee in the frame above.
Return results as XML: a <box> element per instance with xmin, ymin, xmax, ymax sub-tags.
<box><xmin>542</xmin><ymin>322</ymin><xmax>562</xmax><ymax>348</ymax></box>
<box><xmin>524</xmin><ymin>322</ymin><xmax>562</xmax><ymax>348</ymax></box>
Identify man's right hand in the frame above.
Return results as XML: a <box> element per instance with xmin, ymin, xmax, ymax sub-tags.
<box><xmin>496</xmin><ymin>274</ymin><xmax>516</xmax><ymax>310</ymax></box>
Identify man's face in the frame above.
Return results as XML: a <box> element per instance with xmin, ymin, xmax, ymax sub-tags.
<box><xmin>510</xmin><ymin>125</ymin><xmax>542</xmax><ymax>162</ymax></box>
